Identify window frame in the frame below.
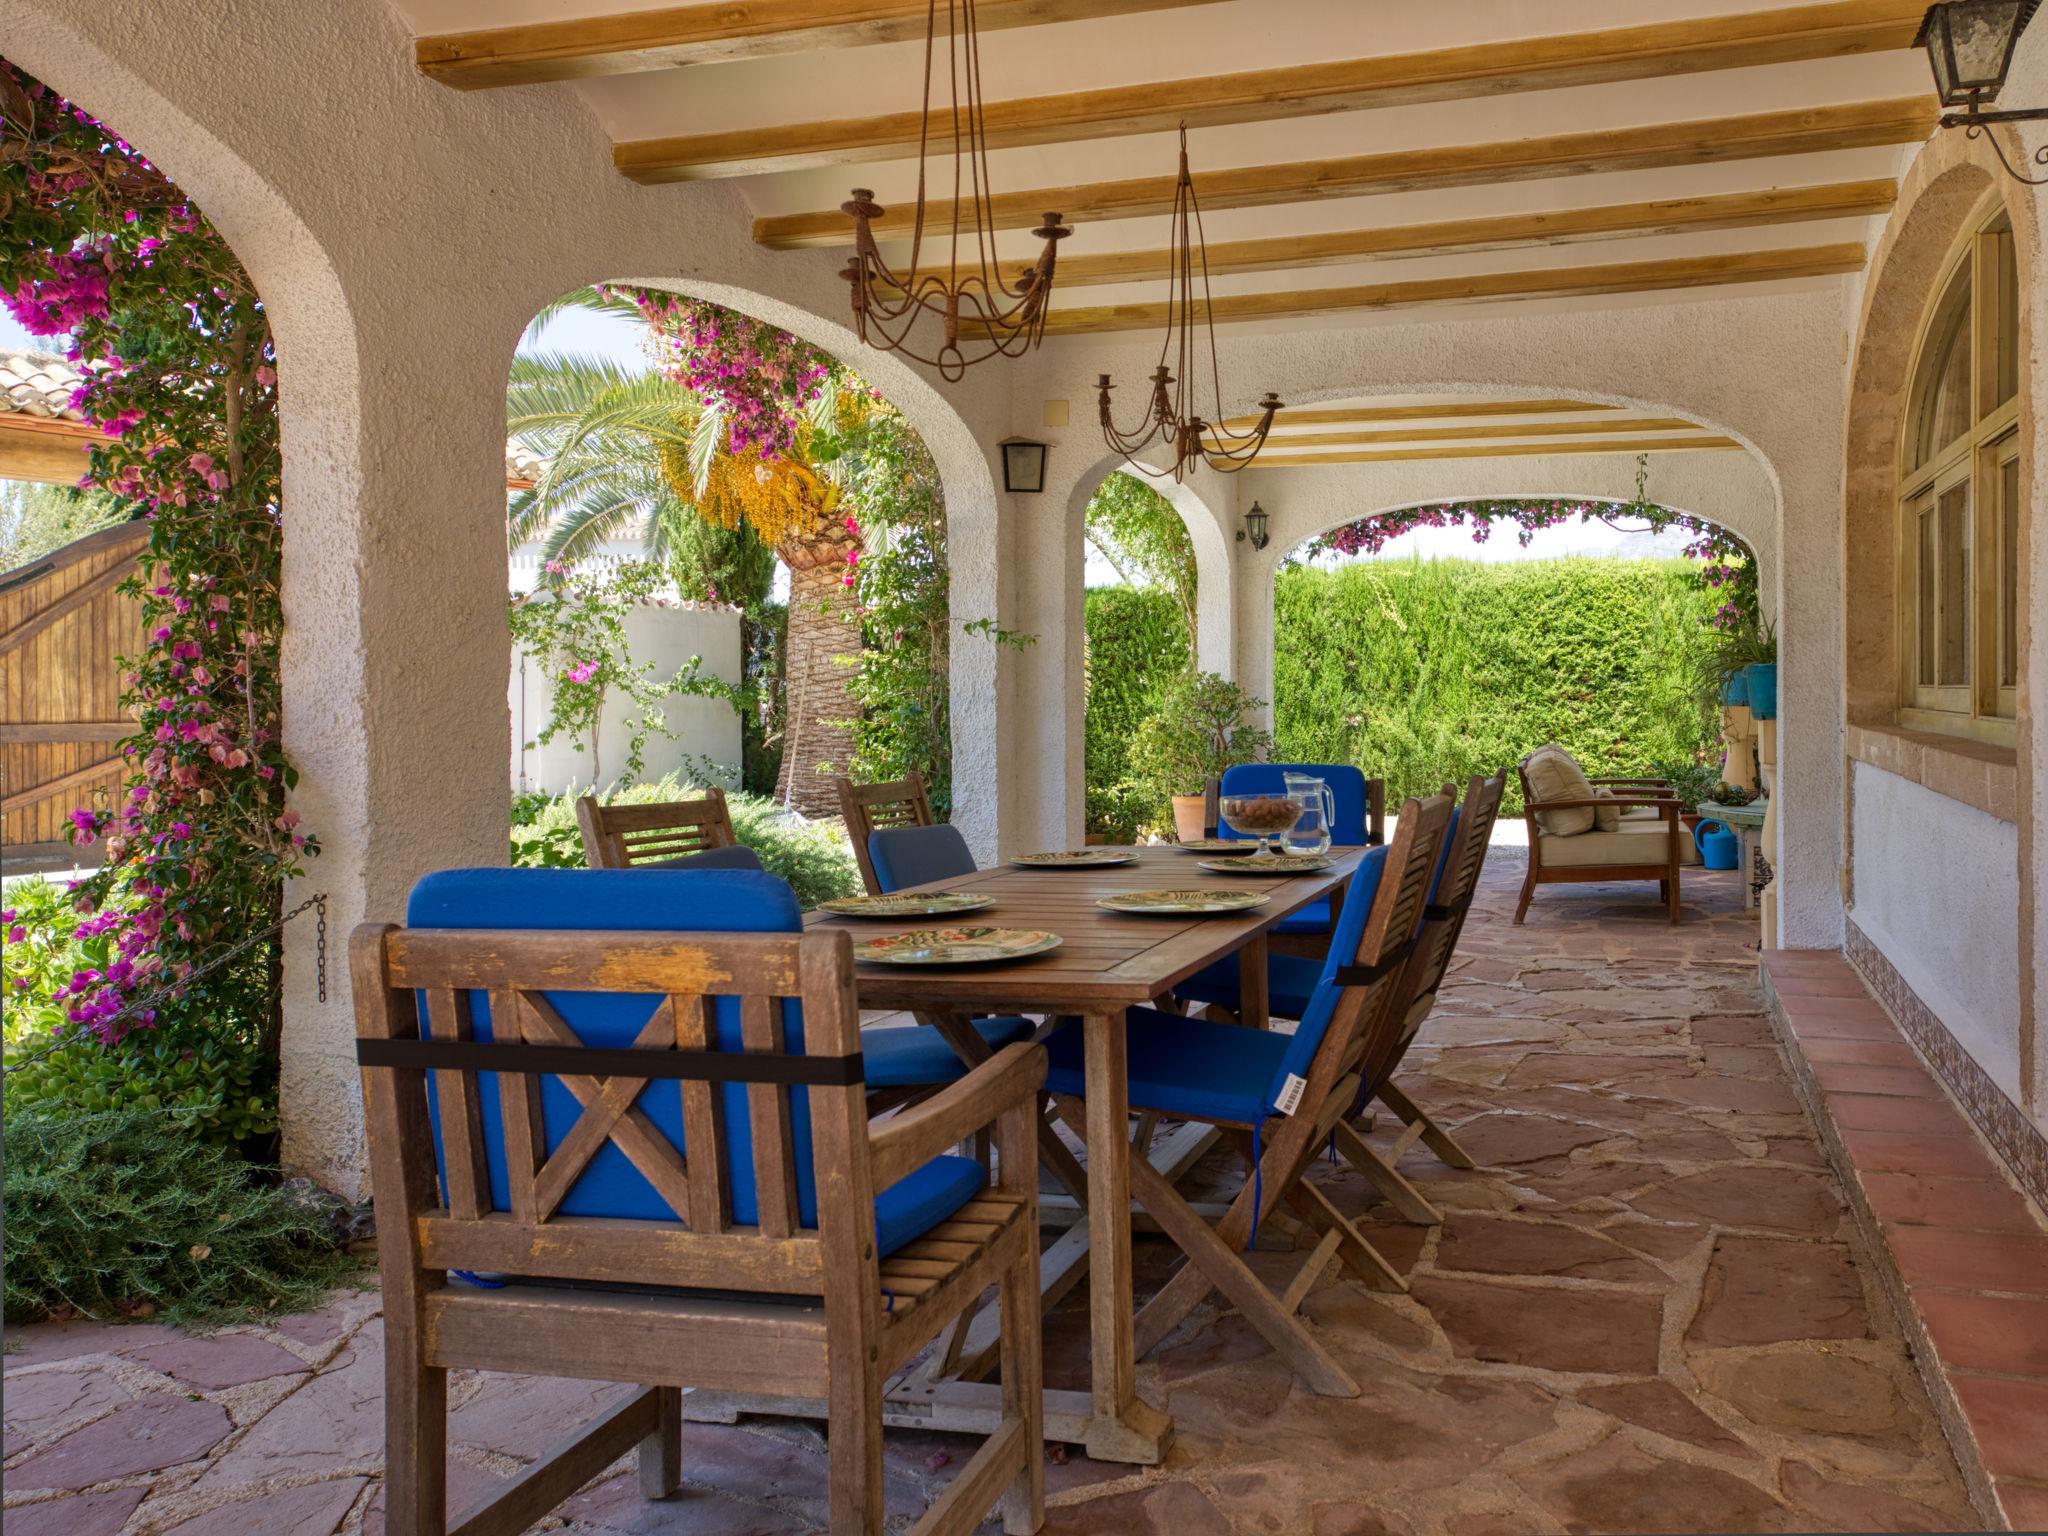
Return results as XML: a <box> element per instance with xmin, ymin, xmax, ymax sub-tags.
<box><xmin>1896</xmin><ymin>197</ymin><xmax>2022</xmax><ymax>746</ymax></box>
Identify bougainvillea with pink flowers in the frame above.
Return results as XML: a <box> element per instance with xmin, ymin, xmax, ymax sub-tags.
<box><xmin>609</xmin><ymin>286</ymin><xmax>831</xmax><ymax>459</ymax></box>
<box><xmin>1</xmin><ymin>61</ymin><xmax>311</xmax><ymax>1052</ymax></box>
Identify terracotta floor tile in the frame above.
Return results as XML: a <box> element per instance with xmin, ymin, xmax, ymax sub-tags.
<box><xmin>1783</xmin><ymin>1010</ymin><xmax>1902</xmax><ymax>1041</ymax></box>
<box><xmin>1885</xmin><ymin>1226</ymin><xmax>2048</xmax><ymax>1294</ymax></box>
<box><xmin>1841</xmin><ymin>1127</ymin><xmax>2004</xmax><ymax>1179</ymax></box>
<box><xmin>1826</xmin><ymin>1092</ymin><xmax>1972</xmax><ymax>1136</ymax></box>
<box><xmin>1775</xmin><ymin>993</ymin><xmax>1892</xmax><ymax>1023</ymax></box>
<box><xmin>1951</xmin><ymin>1374</ymin><xmax>2048</xmax><ymax>1481</ymax></box>
<box><xmin>1810</xmin><ymin>1059</ymin><xmax>1942</xmax><ymax>1099</ymax></box>
<box><xmin>1918</xmin><ymin>1291</ymin><xmax>2048</xmax><ymax>1375</ymax></box>
<box><xmin>1994</xmin><ymin>1479</ymin><xmax>2048</xmax><ymax>1532</ymax></box>
<box><xmin>1861</xmin><ymin>1173</ymin><xmax>2046</xmax><ymax>1233</ymax></box>
<box><xmin>1770</xmin><ymin>973</ymin><xmax>1877</xmax><ymax>999</ymax></box>
<box><xmin>1800</xmin><ymin>1037</ymin><xmax>1924</xmax><ymax>1069</ymax></box>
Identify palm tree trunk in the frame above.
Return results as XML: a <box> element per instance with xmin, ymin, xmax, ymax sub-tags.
<box><xmin>775</xmin><ymin>545</ymin><xmax>861</xmax><ymax>815</ymax></box>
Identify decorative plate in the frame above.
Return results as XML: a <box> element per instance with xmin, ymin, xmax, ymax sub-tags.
<box><xmin>852</xmin><ymin>926</ymin><xmax>1064</xmax><ymax>966</ymax></box>
<box><xmin>1011</xmin><ymin>850</ymin><xmax>1140</xmax><ymax>868</ymax></box>
<box><xmin>1172</xmin><ymin>838</ymin><xmax>1255</xmax><ymax>855</ymax></box>
<box><xmin>1198</xmin><ymin>854</ymin><xmax>1336</xmax><ymax>876</ymax></box>
<box><xmin>1097</xmin><ymin>889</ymin><xmax>1273</xmax><ymax>916</ymax></box>
<box><xmin>817</xmin><ymin>892</ymin><xmax>995</xmax><ymax>919</ymax></box>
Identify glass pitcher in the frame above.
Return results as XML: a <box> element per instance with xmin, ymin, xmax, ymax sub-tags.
<box><xmin>1282</xmin><ymin>772</ymin><xmax>1335</xmax><ymax>855</ymax></box>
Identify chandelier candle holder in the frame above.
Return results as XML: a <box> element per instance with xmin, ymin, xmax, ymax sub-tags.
<box><xmin>840</xmin><ymin>0</ymin><xmax>1070</xmax><ymax>381</ymax></box>
<box><xmin>1098</xmin><ymin>126</ymin><xmax>1282</xmax><ymax>481</ymax></box>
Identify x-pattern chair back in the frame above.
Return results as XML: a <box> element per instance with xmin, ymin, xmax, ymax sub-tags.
<box><xmin>835</xmin><ymin>773</ymin><xmax>936</xmax><ymax>895</ymax></box>
<box><xmin>576</xmin><ymin>788</ymin><xmax>738</xmax><ymax>870</ymax></box>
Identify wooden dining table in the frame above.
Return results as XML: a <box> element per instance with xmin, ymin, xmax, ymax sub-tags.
<box><xmin>801</xmin><ymin>842</ymin><xmax>1368</xmax><ymax>1465</ymax></box>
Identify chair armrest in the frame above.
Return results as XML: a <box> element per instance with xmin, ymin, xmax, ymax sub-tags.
<box><xmin>1588</xmin><ymin>776</ymin><xmax>1670</xmax><ymax>785</ymax></box>
<box><xmin>1527</xmin><ymin>796</ymin><xmax>1676</xmax><ymax>814</ymax></box>
<box><xmin>869</xmin><ymin>1042</ymin><xmax>1046</xmax><ymax>1192</ymax></box>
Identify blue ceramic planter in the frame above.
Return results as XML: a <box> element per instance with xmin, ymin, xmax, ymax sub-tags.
<box><xmin>1744</xmin><ymin>662</ymin><xmax>1778</xmax><ymax>720</ymax></box>
<box><xmin>1719</xmin><ymin>670</ymin><xmax>1749</xmax><ymax>708</ymax></box>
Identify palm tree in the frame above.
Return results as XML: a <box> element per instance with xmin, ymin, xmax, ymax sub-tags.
<box><xmin>506</xmin><ymin>349</ymin><xmax>863</xmax><ymax>816</ymax></box>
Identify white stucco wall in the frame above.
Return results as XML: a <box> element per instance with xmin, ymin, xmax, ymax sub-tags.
<box><xmin>511</xmin><ymin>603</ymin><xmax>742</xmax><ymax>797</ymax></box>
<box><xmin>1851</xmin><ymin>761</ymin><xmax>2024</xmax><ymax>1106</ymax></box>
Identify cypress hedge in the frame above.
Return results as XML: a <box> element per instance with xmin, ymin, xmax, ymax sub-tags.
<box><xmin>1271</xmin><ymin>556</ymin><xmax>1720</xmax><ymax>812</ymax></box>
<box><xmin>1083</xmin><ymin>585</ymin><xmax>1189</xmax><ymax>838</ymax></box>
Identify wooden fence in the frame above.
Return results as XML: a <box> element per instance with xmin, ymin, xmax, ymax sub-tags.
<box><xmin>1</xmin><ymin>521</ymin><xmax>146</xmax><ymax>875</ymax></box>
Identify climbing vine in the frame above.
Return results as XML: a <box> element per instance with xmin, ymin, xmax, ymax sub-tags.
<box><xmin>0</xmin><ymin>62</ymin><xmax>308</xmax><ymax>1050</ymax></box>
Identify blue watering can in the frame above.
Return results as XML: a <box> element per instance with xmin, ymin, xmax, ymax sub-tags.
<box><xmin>1694</xmin><ymin>818</ymin><xmax>1739</xmax><ymax>870</ymax></box>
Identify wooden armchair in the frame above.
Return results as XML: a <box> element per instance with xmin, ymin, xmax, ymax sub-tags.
<box><xmin>835</xmin><ymin>772</ymin><xmax>937</xmax><ymax>896</ymax></box>
<box><xmin>1514</xmin><ymin>750</ymin><xmax>1692</xmax><ymax>926</ymax></box>
<box><xmin>575</xmin><ymin>788</ymin><xmax>740</xmax><ymax>869</ymax></box>
<box><xmin>352</xmin><ymin>871</ymin><xmax>1046</xmax><ymax>1536</ymax></box>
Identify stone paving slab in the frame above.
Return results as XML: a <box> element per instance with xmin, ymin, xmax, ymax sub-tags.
<box><xmin>1</xmin><ymin>864</ymin><xmax>1984</xmax><ymax>1534</ymax></box>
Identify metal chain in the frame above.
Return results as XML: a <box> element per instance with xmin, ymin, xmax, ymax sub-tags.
<box><xmin>2</xmin><ymin>892</ymin><xmax>328</xmax><ymax>1074</ymax></box>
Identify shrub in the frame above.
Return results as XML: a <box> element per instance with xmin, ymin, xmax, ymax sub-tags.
<box><xmin>1130</xmin><ymin>672</ymin><xmax>1272</xmax><ymax>805</ymax></box>
<box><xmin>3</xmin><ymin>1110</ymin><xmax>360</xmax><ymax>1326</ymax></box>
<box><xmin>510</xmin><ymin>775</ymin><xmax>861</xmax><ymax>907</ymax></box>
<box><xmin>1083</xmin><ymin>586</ymin><xmax>1189</xmax><ymax>838</ymax></box>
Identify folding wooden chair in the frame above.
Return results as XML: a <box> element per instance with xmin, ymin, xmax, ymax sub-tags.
<box><xmin>1039</xmin><ymin>792</ymin><xmax>1454</xmax><ymax>1395</ymax></box>
<box><xmin>835</xmin><ymin>772</ymin><xmax>937</xmax><ymax>896</ymax></box>
<box><xmin>576</xmin><ymin>788</ymin><xmax>744</xmax><ymax>869</ymax></box>
<box><xmin>353</xmin><ymin>866</ymin><xmax>1046</xmax><ymax>1536</ymax></box>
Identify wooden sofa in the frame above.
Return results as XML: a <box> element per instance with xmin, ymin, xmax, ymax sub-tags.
<box><xmin>1513</xmin><ymin>747</ymin><xmax>1696</xmax><ymax>925</ymax></box>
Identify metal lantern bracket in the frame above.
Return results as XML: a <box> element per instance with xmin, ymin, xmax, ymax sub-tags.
<box><xmin>1917</xmin><ymin>0</ymin><xmax>2048</xmax><ymax>182</ymax></box>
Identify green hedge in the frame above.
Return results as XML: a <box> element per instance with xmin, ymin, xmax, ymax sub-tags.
<box><xmin>1272</xmin><ymin>556</ymin><xmax>1720</xmax><ymax>812</ymax></box>
<box><xmin>1083</xmin><ymin>586</ymin><xmax>1189</xmax><ymax>838</ymax></box>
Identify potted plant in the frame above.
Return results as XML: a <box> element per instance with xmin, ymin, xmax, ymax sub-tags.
<box><xmin>1132</xmin><ymin>671</ymin><xmax>1274</xmax><ymax>843</ymax></box>
<box><xmin>1651</xmin><ymin>759</ymin><xmax>1722</xmax><ymax>835</ymax></box>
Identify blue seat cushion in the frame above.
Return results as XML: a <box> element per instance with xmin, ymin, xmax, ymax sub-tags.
<box><xmin>1176</xmin><ymin>953</ymin><xmax>1323</xmax><ymax>1019</ymax></box>
<box><xmin>406</xmin><ymin>867</ymin><xmax>989</xmax><ymax>1259</ymax></box>
<box><xmin>862</xmin><ymin>1016</ymin><xmax>1036</xmax><ymax>1089</ymax></box>
<box><xmin>1043</xmin><ymin>1008</ymin><xmax>1284</xmax><ymax>1126</ymax></box>
<box><xmin>868</xmin><ymin>823</ymin><xmax>977</xmax><ymax>892</ymax></box>
<box><xmin>1272</xmin><ymin>896</ymin><xmax>1332</xmax><ymax>937</ymax></box>
<box><xmin>650</xmin><ymin>844</ymin><xmax>763</xmax><ymax>872</ymax></box>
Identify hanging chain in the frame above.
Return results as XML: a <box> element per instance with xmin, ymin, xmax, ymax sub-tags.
<box><xmin>2</xmin><ymin>891</ymin><xmax>328</xmax><ymax>1075</ymax></box>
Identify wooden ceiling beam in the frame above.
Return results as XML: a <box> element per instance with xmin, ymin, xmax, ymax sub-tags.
<box><xmin>1043</xmin><ymin>242</ymin><xmax>1869</xmax><ymax>334</ymax></box>
<box><xmin>1221</xmin><ymin>399</ymin><xmax>1618</xmax><ymax>430</ymax></box>
<box><xmin>623</xmin><ymin>0</ymin><xmax>1927</xmax><ymax>180</ymax></box>
<box><xmin>752</xmin><ymin>98</ymin><xmax>1935</xmax><ymax>248</ymax></box>
<box><xmin>417</xmin><ymin>0</ymin><xmax>1212</xmax><ymax>88</ymax></box>
<box><xmin>1253</xmin><ymin>436</ymin><xmax>1743</xmax><ymax>466</ymax></box>
<box><xmin>1215</xmin><ymin>418</ymin><xmax>1706</xmax><ymax>451</ymax></box>
<box><xmin>1051</xmin><ymin>181</ymin><xmax>1896</xmax><ymax>287</ymax></box>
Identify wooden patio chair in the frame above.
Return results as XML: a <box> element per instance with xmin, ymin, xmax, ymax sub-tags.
<box><xmin>576</xmin><ymin>788</ymin><xmax>751</xmax><ymax>870</ymax></box>
<box><xmin>1039</xmin><ymin>791</ymin><xmax>1454</xmax><ymax>1395</ymax></box>
<box><xmin>352</xmin><ymin>866</ymin><xmax>1046</xmax><ymax>1536</ymax></box>
<box><xmin>1513</xmin><ymin>746</ymin><xmax>1693</xmax><ymax>926</ymax></box>
<box><xmin>836</xmin><ymin>772</ymin><xmax>937</xmax><ymax>896</ymax></box>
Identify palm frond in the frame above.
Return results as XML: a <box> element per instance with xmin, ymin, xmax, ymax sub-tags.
<box><xmin>688</xmin><ymin>402</ymin><xmax>727</xmax><ymax>499</ymax></box>
<box><xmin>518</xmin><ymin>286</ymin><xmax>644</xmax><ymax>349</ymax></box>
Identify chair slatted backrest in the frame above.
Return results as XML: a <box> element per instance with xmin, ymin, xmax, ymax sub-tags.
<box><xmin>835</xmin><ymin>773</ymin><xmax>936</xmax><ymax>896</ymax></box>
<box><xmin>1360</xmin><ymin>770</ymin><xmax>1507</xmax><ymax>1087</ymax></box>
<box><xmin>1218</xmin><ymin>763</ymin><xmax>1387</xmax><ymax>847</ymax></box>
<box><xmin>1262</xmin><ymin>792</ymin><xmax>1453</xmax><ymax>1115</ymax></box>
<box><xmin>354</xmin><ymin>870</ymin><xmax>874</xmax><ymax>1297</ymax></box>
<box><xmin>576</xmin><ymin>789</ymin><xmax>739</xmax><ymax>869</ymax></box>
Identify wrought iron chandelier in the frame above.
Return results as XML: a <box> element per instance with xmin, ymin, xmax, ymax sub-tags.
<box><xmin>839</xmin><ymin>0</ymin><xmax>1070</xmax><ymax>381</ymax></box>
<box><xmin>1098</xmin><ymin>126</ymin><xmax>1282</xmax><ymax>481</ymax></box>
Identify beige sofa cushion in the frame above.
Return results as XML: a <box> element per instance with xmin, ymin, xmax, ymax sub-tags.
<box><xmin>1524</xmin><ymin>746</ymin><xmax>1596</xmax><ymax>836</ymax></box>
<box><xmin>1591</xmin><ymin>786</ymin><xmax>1621</xmax><ymax>832</ymax></box>
<box><xmin>1538</xmin><ymin>815</ymin><xmax>1700</xmax><ymax>869</ymax></box>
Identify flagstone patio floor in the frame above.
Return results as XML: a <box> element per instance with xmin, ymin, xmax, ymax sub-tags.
<box><xmin>4</xmin><ymin>859</ymin><xmax>1992</xmax><ymax>1534</ymax></box>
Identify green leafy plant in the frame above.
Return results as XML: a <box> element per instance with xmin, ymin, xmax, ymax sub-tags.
<box><xmin>1085</xmin><ymin>472</ymin><xmax>1197</xmax><ymax>645</ymax></box>
<box><xmin>1710</xmin><ymin>781</ymin><xmax>1757</xmax><ymax>807</ymax></box>
<box><xmin>510</xmin><ymin>776</ymin><xmax>861</xmax><ymax>907</ymax></box>
<box><xmin>1083</xmin><ymin>586</ymin><xmax>1190</xmax><ymax>839</ymax></box>
<box><xmin>3</xmin><ymin>1110</ymin><xmax>361</xmax><ymax>1325</ymax></box>
<box><xmin>1651</xmin><ymin>759</ymin><xmax>1723</xmax><ymax>815</ymax></box>
<box><xmin>1132</xmin><ymin>671</ymin><xmax>1273</xmax><ymax>803</ymax></box>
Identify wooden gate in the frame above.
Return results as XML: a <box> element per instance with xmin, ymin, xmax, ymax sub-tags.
<box><xmin>1</xmin><ymin>521</ymin><xmax>147</xmax><ymax>875</ymax></box>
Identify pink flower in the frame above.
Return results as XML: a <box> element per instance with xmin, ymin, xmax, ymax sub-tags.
<box><xmin>565</xmin><ymin>660</ymin><xmax>599</xmax><ymax>684</ymax></box>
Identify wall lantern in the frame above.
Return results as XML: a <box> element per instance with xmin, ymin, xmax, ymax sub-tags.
<box><xmin>1238</xmin><ymin>501</ymin><xmax>1270</xmax><ymax>552</ymax></box>
<box><xmin>1000</xmin><ymin>438</ymin><xmax>1048</xmax><ymax>494</ymax></box>
<box><xmin>1915</xmin><ymin>1</ymin><xmax>2048</xmax><ymax>181</ymax></box>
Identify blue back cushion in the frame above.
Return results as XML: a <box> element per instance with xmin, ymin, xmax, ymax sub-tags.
<box><xmin>1220</xmin><ymin>763</ymin><xmax>1372</xmax><ymax>846</ymax></box>
<box><xmin>869</xmin><ymin>823</ymin><xmax>976</xmax><ymax>893</ymax></box>
<box><xmin>650</xmin><ymin>844</ymin><xmax>764</xmax><ymax>872</ymax></box>
<box><xmin>406</xmin><ymin>867</ymin><xmax>816</xmax><ymax>1229</ymax></box>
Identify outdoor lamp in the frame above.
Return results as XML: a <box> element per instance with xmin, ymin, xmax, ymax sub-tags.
<box><xmin>1000</xmin><ymin>437</ymin><xmax>1048</xmax><ymax>493</ymax></box>
<box><xmin>1240</xmin><ymin>501</ymin><xmax>1270</xmax><ymax>552</ymax></box>
<box><xmin>1915</xmin><ymin>2</ymin><xmax>2048</xmax><ymax>179</ymax></box>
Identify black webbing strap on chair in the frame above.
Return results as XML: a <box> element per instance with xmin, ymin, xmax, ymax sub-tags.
<box><xmin>1422</xmin><ymin>890</ymin><xmax>1475</xmax><ymax>924</ymax></box>
<box><xmin>1330</xmin><ymin>923</ymin><xmax>1428</xmax><ymax>990</ymax></box>
<box><xmin>356</xmin><ymin>1037</ymin><xmax>866</xmax><ymax>1086</ymax></box>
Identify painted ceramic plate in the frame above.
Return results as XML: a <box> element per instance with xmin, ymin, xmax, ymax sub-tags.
<box><xmin>1011</xmin><ymin>850</ymin><xmax>1140</xmax><ymax>868</ymax></box>
<box><xmin>1097</xmin><ymin>889</ymin><xmax>1273</xmax><ymax>916</ymax></box>
<box><xmin>817</xmin><ymin>892</ymin><xmax>995</xmax><ymax>919</ymax></box>
<box><xmin>1198</xmin><ymin>854</ymin><xmax>1337</xmax><ymax>876</ymax></box>
<box><xmin>1172</xmin><ymin>838</ymin><xmax>1255</xmax><ymax>855</ymax></box>
<box><xmin>852</xmin><ymin>926</ymin><xmax>1064</xmax><ymax>966</ymax></box>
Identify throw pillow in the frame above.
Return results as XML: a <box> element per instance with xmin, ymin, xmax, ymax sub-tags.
<box><xmin>1524</xmin><ymin>746</ymin><xmax>1596</xmax><ymax>837</ymax></box>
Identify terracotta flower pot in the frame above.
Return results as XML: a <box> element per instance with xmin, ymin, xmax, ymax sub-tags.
<box><xmin>1171</xmin><ymin>794</ymin><xmax>1208</xmax><ymax>843</ymax></box>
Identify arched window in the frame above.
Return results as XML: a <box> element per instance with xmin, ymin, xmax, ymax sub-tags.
<box><xmin>1899</xmin><ymin>198</ymin><xmax>2022</xmax><ymax>738</ymax></box>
